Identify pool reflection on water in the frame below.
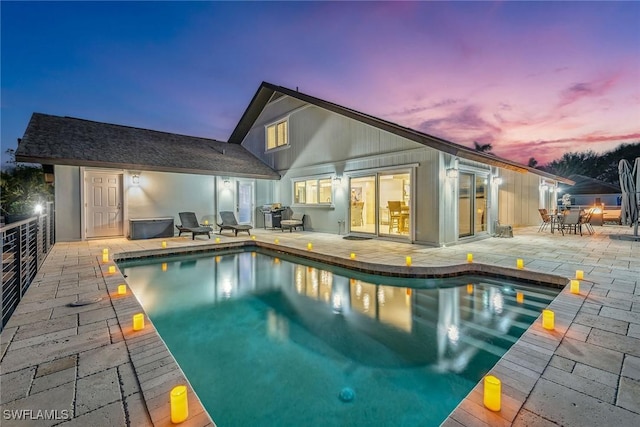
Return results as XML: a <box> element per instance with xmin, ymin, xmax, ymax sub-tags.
<box><xmin>119</xmin><ymin>249</ymin><xmax>559</xmax><ymax>427</ymax></box>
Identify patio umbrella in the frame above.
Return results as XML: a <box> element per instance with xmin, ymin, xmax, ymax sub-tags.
<box><xmin>618</xmin><ymin>159</ymin><xmax>638</xmax><ymax>232</ymax></box>
<box><xmin>634</xmin><ymin>157</ymin><xmax>640</xmax><ymax>236</ymax></box>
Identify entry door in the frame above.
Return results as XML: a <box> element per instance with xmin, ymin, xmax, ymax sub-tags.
<box><xmin>85</xmin><ymin>171</ymin><xmax>123</xmax><ymax>238</ymax></box>
<box><xmin>236</xmin><ymin>180</ymin><xmax>254</xmax><ymax>225</ymax></box>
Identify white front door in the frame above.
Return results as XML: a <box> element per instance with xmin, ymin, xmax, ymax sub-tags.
<box><xmin>85</xmin><ymin>171</ymin><xmax>123</xmax><ymax>238</ymax></box>
<box><xmin>236</xmin><ymin>180</ymin><xmax>254</xmax><ymax>225</ymax></box>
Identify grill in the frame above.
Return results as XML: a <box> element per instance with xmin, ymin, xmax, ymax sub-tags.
<box><xmin>260</xmin><ymin>204</ymin><xmax>286</xmax><ymax>229</ymax></box>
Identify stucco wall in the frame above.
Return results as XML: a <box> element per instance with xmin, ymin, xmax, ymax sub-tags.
<box><xmin>126</xmin><ymin>170</ymin><xmax>216</xmax><ymax>234</ymax></box>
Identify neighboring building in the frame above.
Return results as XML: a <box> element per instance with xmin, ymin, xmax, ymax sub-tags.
<box><xmin>560</xmin><ymin>174</ymin><xmax>621</xmax><ymax>208</ymax></box>
<box><xmin>15</xmin><ymin>82</ymin><xmax>573</xmax><ymax>245</ymax></box>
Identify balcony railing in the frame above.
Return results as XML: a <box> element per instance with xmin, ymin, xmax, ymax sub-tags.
<box><xmin>1</xmin><ymin>202</ymin><xmax>55</xmax><ymax>330</ymax></box>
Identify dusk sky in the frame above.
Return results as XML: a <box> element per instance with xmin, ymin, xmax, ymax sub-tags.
<box><xmin>2</xmin><ymin>1</ymin><xmax>639</xmax><ymax>168</ymax></box>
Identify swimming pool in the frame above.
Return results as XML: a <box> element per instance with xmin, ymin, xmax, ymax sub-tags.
<box><xmin>119</xmin><ymin>249</ymin><xmax>559</xmax><ymax>426</ymax></box>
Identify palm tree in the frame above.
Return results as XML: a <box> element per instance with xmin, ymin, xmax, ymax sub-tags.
<box><xmin>473</xmin><ymin>141</ymin><xmax>493</xmax><ymax>153</ymax></box>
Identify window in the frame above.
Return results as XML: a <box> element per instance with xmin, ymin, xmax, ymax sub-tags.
<box><xmin>266</xmin><ymin>119</ymin><xmax>288</xmax><ymax>150</ymax></box>
<box><xmin>293</xmin><ymin>178</ymin><xmax>332</xmax><ymax>205</ymax></box>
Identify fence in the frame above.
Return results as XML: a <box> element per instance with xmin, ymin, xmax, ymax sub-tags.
<box><xmin>1</xmin><ymin>202</ymin><xmax>55</xmax><ymax>330</ymax></box>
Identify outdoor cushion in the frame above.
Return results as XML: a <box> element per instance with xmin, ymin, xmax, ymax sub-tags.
<box><xmin>281</xmin><ymin>213</ymin><xmax>305</xmax><ymax>232</ymax></box>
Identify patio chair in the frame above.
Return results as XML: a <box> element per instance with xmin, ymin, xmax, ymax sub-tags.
<box><xmin>538</xmin><ymin>209</ymin><xmax>552</xmax><ymax>232</ymax></box>
<box><xmin>281</xmin><ymin>212</ymin><xmax>305</xmax><ymax>232</ymax></box>
<box><xmin>177</xmin><ymin>212</ymin><xmax>213</xmax><ymax>240</ymax></box>
<box><xmin>561</xmin><ymin>210</ymin><xmax>583</xmax><ymax>235</ymax></box>
<box><xmin>580</xmin><ymin>209</ymin><xmax>595</xmax><ymax>235</ymax></box>
<box><xmin>217</xmin><ymin>211</ymin><xmax>252</xmax><ymax>236</ymax></box>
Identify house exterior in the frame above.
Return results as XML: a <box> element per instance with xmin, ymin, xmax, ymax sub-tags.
<box><xmin>15</xmin><ymin>82</ymin><xmax>573</xmax><ymax>245</ymax></box>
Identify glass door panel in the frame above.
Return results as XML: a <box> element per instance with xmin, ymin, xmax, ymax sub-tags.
<box><xmin>350</xmin><ymin>176</ymin><xmax>375</xmax><ymax>234</ymax></box>
<box><xmin>475</xmin><ymin>176</ymin><xmax>487</xmax><ymax>233</ymax></box>
<box><xmin>458</xmin><ymin>173</ymin><xmax>473</xmax><ymax>238</ymax></box>
<box><xmin>379</xmin><ymin>172</ymin><xmax>410</xmax><ymax>237</ymax></box>
<box><xmin>237</xmin><ymin>181</ymin><xmax>254</xmax><ymax>225</ymax></box>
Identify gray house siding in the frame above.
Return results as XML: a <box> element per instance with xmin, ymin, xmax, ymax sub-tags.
<box><xmin>498</xmin><ymin>169</ymin><xmax>541</xmax><ymax>227</ymax></box>
<box><xmin>242</xmin><ymin>95</ymin><xmax>444</xmax><ymax>244</ymax></box>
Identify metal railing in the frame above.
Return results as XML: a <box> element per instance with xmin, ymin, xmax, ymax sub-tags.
<box><xmin>1</xmin><ymin>202</ymin><xmax>55</xmax><ymax>330</ymax></box>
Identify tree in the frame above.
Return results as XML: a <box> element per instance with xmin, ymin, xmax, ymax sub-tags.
<box><xmin>527</xmin><ymin>157</ymin><xmax>538</xmax><ymax>168</ymax></box>
<box><xmin>0</xmin><ymin>149</ymin><xmax>53</xmax><ymax>218</ymax></box>
<box><xmin>473</xmin><ymin>141</ymin><xmax>493</xmax><ymax>153</ymax></box>
<box><xmin>543</xmin><ymin>142</ymin><xmax>640</xmax><ymax>185</ymax></box>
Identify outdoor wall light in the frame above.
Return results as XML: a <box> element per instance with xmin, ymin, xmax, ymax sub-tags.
<box><xmin>131</xmin><ymin>173</ymin><xmax>140</xmax><ymax>185</ymax></box>
<box><xmin>446</xmin><ymin>168</ymin><xmax>459</xmax><ymax>178</ymax></box>
<box><xmin>223</xmin><ymin>178</ymin><xmax>231</xmax><ymax>189</ymax></box>
<box><xmin>493</xmin><ymin>177</ymin><xmax>503</xmax><ymax>186</ymax></box>
<box><xmin>540</xmin><ymin>184</ymin><xmax>548</xmax><ymax>192</ymax></box>
<box><xmin>333</xmin><ymin>176</ymin><xmax>342</xmax><ymax>185</ymax></box>
<box><xmin>34</xmin><ymin>204</ymin><xmax>43</xmax><ymax>215</ymax></box>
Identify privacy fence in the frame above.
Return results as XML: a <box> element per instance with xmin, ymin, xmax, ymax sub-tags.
<box><xmin>1</xmin><ymin>202</ymin><xmax>55</xmax><ymax>330</ymax></box>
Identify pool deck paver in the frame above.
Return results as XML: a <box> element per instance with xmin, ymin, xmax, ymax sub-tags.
<box><xmin>1</xmin><ymin>225</ymin><xmax>639</xmax><ymax>426</ymax></box>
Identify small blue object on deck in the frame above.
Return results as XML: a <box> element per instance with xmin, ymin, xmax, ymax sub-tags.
<box><xmin>339</xmin><ymin>387</ymin><xmax>355</xmax><ymax>402</ymax></box>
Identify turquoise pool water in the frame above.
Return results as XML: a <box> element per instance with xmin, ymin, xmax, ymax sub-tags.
<box><xmin>119</xmin><ymin>249</ymin><xmax>559</xmax><ymax>427</ymax></box>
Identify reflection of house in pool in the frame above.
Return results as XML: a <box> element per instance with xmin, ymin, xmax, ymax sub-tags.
<box><xmin>16</xmin><ymin>82</ymin><xmax>574</xmax><ymax>245</ymax></box>
<box><xmin>259</xmin><ymin>261</ymin><xmax>551</xmax><ymax>379</ymax></box>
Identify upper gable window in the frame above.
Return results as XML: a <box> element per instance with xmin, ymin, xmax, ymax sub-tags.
<box><xmin>266</xmin><ymin>119</ymin><xmax>288</xmax><ymax>151</ymax></box>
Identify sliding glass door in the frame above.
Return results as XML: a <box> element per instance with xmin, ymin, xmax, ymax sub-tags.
<box><xmin>458</xmin><ymin>173</ymin><xmax>487</xmax><ymax>238</ymax></box>
<box><xmin>349</xmin><ymin>170</ymin><xmax>411</xmax><ymax>239</ymax></box>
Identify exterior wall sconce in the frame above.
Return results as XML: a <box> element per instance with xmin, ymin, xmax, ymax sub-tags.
<box><xmin>333</xmin><ymin>176</ymin><xmax>342</xmax><ymax>185</ymax></box>
<box><xmin>223</xmin><ymin>178</ymin><xmax>231</xmax><ymax>189</ymax></box>
<box><xmin>540</xmin><ymin>184</ymin><xmax>548</xmax><ymax>192</ymax></box>
<box><xmin>131</xmin><ymin>172</ymin><xmax>140</xmax><ymax>185</ymax></box>
<box><xmin>446</xmin><ymin>158</ymin><xmax>459</xmax><ymax>178</ymax></box>
<box><xmin>493</xmin><ymin>177</ymin><xmax>503</xmax><ymax>186</ymax></box>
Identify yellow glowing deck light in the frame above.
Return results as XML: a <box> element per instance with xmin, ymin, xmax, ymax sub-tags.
<box><xmin>204</xmin><ymin>219</ymin><xmax>209</xmax><ymax>225</ymax></box>
<box><xmin>215</xmin><ymin>237</ymin><xmax>221</xmax><ymax>243</ymax></box>
<box><xmin>516</xmin><ymin>258</ymin><xmax>524</xmax><ymax>269</ymax></box>
<box><xmin>576</xmin><ymin>270</ymin><xmax>584</xmax><ymax>280</ymax></box>
<box><xmin>102</xmin><ymin>248</ymin><xmax>109</xmax><ymax>255</ymax></box>
<box><xmin>570</xmin><ymin>280</ymin><xmax>580</xmax><ymax>294</ymax></box>
<box><xmin>406</xmin><ymin>256</ymin><xmax>412</xmax><ymax>266</ymax></box>
<box><xmin>215</xmin><ymin>256</ymin><xmax>221</xmax><ymax>263</ymax></box>
<box><xmin>483</xmin><ymin>375</ymin><xmax>501</xmax><ymax>411</ymax></box>
<box><xmin>542</xmin><ymin>309</ymin><xmax>554</xmax><ymax>330</ymax></box>
<box><xmin>274</xmin><ymin>238</ymin><xmax>279</xmax><ymax>245</ymax></box>
<box><xmin>251</xmin><ymin>235</ymin><xmax>256</xmax><ymax>240</ymax></box>
<box><xmin>251</xmin><ymin>252</ymin><xmax>256</xmax><ymax>258</ymax></box>
<box><xmin>170</xmin><ymin>385</ymin><xmax>189</xmax><ymax>423</ymax></box>
<box><xmin>516</xmin><ymin>292</ymin><xmax>524</xmax><ymax>304</ymax></box>
<box><xmin>161</xmin><ymin>241</ymin><xmax>167</xmax><ymax>248</ymax></box>
<box><xmin>102</xmin><ymin>253</ymin><xmax>109</xmax><ymax>263</ymax></box>
<box><xmin>307</xmin><ymin>242</ymin><xmax>313</xmax><ymax>250</ymax></box>
<box><xmin>274</xmin><ymin>258</ymin><xmax>280</xmax><ymax>264</ymax></box>
<box><xmin>118</xmin><ymin>284</ymin><xmax>127</xmax><ymax>295</ymax></box>
<box><xmin>108</xmin><ymin>265</ymin><xmax>116</xmax><ymax>274</ymax></box>
<box><xmin>133</xmin><ymin>313</ymin><xmax>144</xmax><ymax>331</ymax></box>
<box><xmin>467</xmin><ymin>253</ymin><xmax>473</xmax><ymax>263</ymax></box>
<box><xmin>350</xmin><ymin>253</ymin><xmax>356</xmax><ymax>260</ymax></box>
<box><xmin>467</xmin><ymin>284</ymin><xmax>474</xmax><ymax>294</ymax></box>
<box><xmin>161</xmin><ymin>263</ymin><xmax>168</xmax><ymax>272</ymax></box>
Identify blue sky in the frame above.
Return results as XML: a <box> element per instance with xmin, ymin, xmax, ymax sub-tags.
<box><xmin>2</xmin><ymin>1</ymin><xmax>639</xmax><ymax>168</ymax></box>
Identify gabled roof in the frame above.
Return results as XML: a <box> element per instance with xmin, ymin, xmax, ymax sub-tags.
<box><xmin>229</xmin><ymin>82</ymin><xmax>574</xmax><ymax>185</ymax></box>
<box><xmin>15</xmin><ymin>113</ymin><xmax>280</xmax><ymax>179</ymax></box>
<box><xmin>566</xmin><ymin>174</ymin><xmax>620</xmax><ymax>194</ymax></box>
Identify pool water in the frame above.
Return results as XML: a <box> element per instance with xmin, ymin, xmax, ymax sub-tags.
<box><xmin>119</xmin><ymin>249</ymin><xmax>559</xmax><ymax>426</ymax></box>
